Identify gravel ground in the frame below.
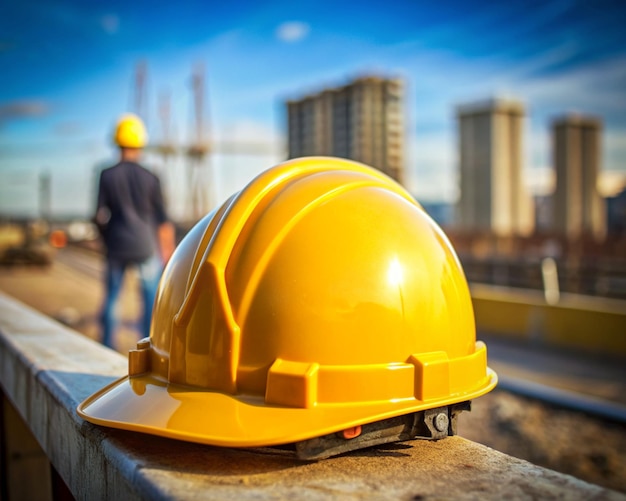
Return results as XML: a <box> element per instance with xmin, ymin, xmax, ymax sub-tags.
<box><xmin>459</xmin><ymin>389</ymin><xmax>626</xmax><ymax>493</ymax></box>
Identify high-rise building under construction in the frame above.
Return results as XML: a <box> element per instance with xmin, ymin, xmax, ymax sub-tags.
<box><xmin>456</xmin><ymin>98</ymin><xmax>534</xmax><ymax>236</ymax></box>
<box><xmin>286</xmin><ymin>76</ymin><xmax>405</xmax><ymax>184</ymax></box>
<box><xmin>552</xmin><ymin>115</ymin><xmax>606</xmax><ymax>240</ymax></box>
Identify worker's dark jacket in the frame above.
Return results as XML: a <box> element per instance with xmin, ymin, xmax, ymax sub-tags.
<box><xmin>95</xmin><ymin>161</ymin><xmax>167</xmax><ymax>263</ymax></box>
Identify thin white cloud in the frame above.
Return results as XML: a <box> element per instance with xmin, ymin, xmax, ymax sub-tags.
<box><xmin>0</xmin><ymin>100</ymin><xmax>50</xmax><ymax>128</ymax></box>
<box><xmin>216</xmin><ymin>118</ymin><xmax>282</xmax><ymax>145</ymax></box>
<box><xmin>275</xmin><ymin>21</ymin><xmax>310</xmax><ymax>43</ymax></box>
<box><xmin>101</xmin><ymin>14</ymin><xmax>120</xmax><ymax>35</ymax></box>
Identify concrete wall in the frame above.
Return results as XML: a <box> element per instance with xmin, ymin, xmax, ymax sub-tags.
<box><xmin>0</xmin><ymin>292</ymin><xmax>622</xmax><ymax>500</ymax></box>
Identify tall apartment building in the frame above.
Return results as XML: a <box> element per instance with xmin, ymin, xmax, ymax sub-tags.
<box><xmin>456</xmin><ymin>98</ymin><xmax>534</xmax><ymax>236</ymax></box>
<box><xmin>287</xmin><ymin>76</ymin><xmax>405</xmax><ymax>184</ymax></box>
<box><xmin>552</xmin><ymin>115</ymin><xmax>606</xmax><ymax>240</ymax></box>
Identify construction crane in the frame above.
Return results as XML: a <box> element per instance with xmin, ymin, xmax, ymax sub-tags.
<box><xmin>133</xmin><ymin>60</ymin><xmax>148</xmax><ymax>123</ymax></box>
<box><xmin>186</xmin><ymin>62</ymin><xmax>212</xmax><ymax>222</ymax></box>
<box><xmin>157</xmin><ymin>90</ymin><xmax>175</xmax><ymax>157</ymax></box>
<box><xmin>154</xmin><ymin>90</ymin><xmax>177</xmax><ymax>180</ymax></box>
<box><xmin>137</xmin><ymin>61</ymin><xmax>284</xmax><ymax>225</ymax></box>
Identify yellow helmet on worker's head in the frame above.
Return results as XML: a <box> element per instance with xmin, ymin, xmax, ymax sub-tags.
<box><xmin>113</xmin><ymin>113</ymin><xmax>147</xmax><ymax>148</ymax></box>
<box><xmin>78</xmin><ymin>157</ymin><xmax>497</xmax><ymax>458</ymax></box>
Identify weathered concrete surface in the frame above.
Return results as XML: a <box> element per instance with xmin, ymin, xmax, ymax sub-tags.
<box><xmin>0</xmin><ymin>292</ymin><xmax>624</xmax><ymax>500</ymax></box>
<box><xmin>2</xmin><ymin>394</ymin><xmax>53</xmax><ymax>500</ymax></box>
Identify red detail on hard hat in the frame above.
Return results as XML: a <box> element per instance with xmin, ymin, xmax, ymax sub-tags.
<box><xmin>342</xmin><ymin>426</ymin><xmax>362</xmax><ymax>440</ymax></box>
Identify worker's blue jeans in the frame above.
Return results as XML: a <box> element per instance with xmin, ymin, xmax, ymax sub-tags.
<box><xmin>100</xmin><ymin>254</ymin><xmax>163</xmax><ymax>349</ymax></box>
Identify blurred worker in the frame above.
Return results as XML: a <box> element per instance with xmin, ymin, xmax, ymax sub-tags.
<box><xmin>94</xmin><ymin>113</ymin><xmax>175</xmax><ymax>349</ymax></box>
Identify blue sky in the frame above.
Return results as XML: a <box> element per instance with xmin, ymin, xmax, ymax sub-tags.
<box><xmin>1</xmin><ymin>0</ymin><xmax>625</xmax><ymax>219</ymax></box>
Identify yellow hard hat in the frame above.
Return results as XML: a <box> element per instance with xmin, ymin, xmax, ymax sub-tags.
<box><xmin>113</xmin><ymin>113</ymin><xmax>147</xmax><ymax>148</ymax></box>
<box><xmin>78</xmin><ymin>157</ymin><xmax>497</xmax><ymax>456</ymax></box>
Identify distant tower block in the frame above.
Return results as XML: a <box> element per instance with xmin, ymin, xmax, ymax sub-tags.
<box><xmin>287</xmin><ymin>76</ymin><xmax>405</xmax><ymax>184</ymax></box>
<box><xmin>456</xmin><ymin>98</ymin><xmax>534</xmax><ymax>236</ymax></box>
<box><xmin>552</xmin><ymin>115</ymin><xmax>606</xmax><ymax>240</ymax></box>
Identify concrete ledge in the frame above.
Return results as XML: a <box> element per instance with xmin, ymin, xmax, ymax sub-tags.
<box><xmin>0</xmin><ymin>292</ymin><xmax>623</xmax><ymax>500</ymax></box>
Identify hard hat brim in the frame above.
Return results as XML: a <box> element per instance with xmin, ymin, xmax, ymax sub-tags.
<box><xmin>77</xmin><ymin>368</ymin><xmax>497</xmax><ymax>448</ymax></box>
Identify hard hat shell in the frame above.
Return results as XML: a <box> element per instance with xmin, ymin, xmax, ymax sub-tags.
<box><xmin>114</xmin><ymin>113</ymin><xmax>147</xmax><ymax>148</ymax></box>
<box><xmin>78</xmin><ymin>157</ymin><xmax>497</xmax><ymax>447</ymax></box>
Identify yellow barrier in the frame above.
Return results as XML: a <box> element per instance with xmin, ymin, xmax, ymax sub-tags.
<box><xmin>471</xmin><ymin>284</ymin><xmax>626</xmax><ymax>357</ymax></box>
